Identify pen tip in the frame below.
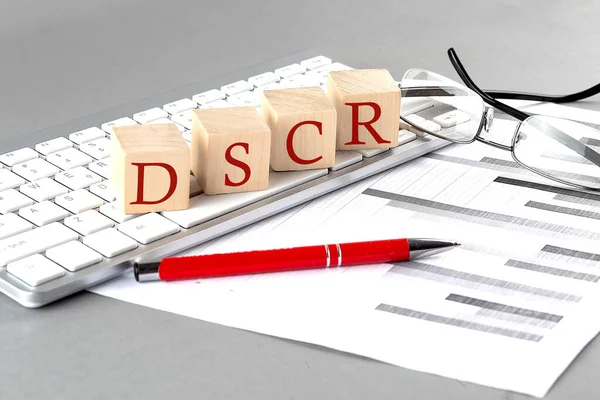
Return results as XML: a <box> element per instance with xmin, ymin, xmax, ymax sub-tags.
<box><xmin>454</xmin><ymin>242</ymin><xmax>461</xmax><ymax>246</ymax></box>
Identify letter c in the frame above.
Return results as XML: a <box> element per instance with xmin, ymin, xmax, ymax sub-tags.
<box><xmin>286</xmin><ymin>120</ymin><xmax>324</xmax><ymax>165</ymax></box>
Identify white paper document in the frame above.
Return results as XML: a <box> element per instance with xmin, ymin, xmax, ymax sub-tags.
<box><xmin>90</xmin><ymin>103</ymin><xmax>600</xmax><ymax>398</ymax></box>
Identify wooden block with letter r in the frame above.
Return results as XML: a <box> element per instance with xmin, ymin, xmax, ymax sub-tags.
<box><xmin>326</xmin><ymin>68</ymin><xmax>400</xmax><ymax>150</ymax></box>
<box><xmin>191</xmin><ymin>106</ymin><xmax>271</xmax><ymax>195</ymax></box>
<box><xmin>111</xmin><ymin>123</ymin><xmax>190</xmax><ymax>214</ymax></box>
<box><xmin>260</xmin><ymin>87</ymin><xmax>336</xmax><ymax>171</ymax></box>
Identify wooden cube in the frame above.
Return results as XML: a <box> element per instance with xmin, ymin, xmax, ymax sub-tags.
<box><xmin>111</xmin><ymin>123</ymin><xmax>190</xmax><ymax>214</ymax></box>
<box><xmin>191</xmin><ymin>107</ymin><xmax>271</xmax><ymax>195</ymax></box>
<box><xmin>326</xmin><ymin>69</ymin><xmax>401</xmax><ymax>150</ymax></box>
<box><xmin>260</xmin><ymin>87</ymin><xmax>336</xmax><ymax>171</ymax></box>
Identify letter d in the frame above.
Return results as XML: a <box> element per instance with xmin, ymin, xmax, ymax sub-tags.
<box><xmin>130</xmin><ymin>162</ymin><xmax>178</xmax><ymax>205</ymax></box>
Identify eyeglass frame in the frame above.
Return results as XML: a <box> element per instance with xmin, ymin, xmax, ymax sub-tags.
<box><xmin>397</xmin><ymin>47</ymin><xmax>600</xmax><ymax>192</ymax></box>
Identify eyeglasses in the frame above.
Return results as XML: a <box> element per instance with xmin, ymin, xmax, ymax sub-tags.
<box><xmin>398</xmin><ymin>48</ymin><xmax>600</xmax><ymax>191</ymax></box>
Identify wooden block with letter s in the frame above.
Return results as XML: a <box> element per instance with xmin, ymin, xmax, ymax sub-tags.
<box><xmin>326</xmin><ymin>68</ymin><xmax>401</xmax><ymax>150</ymax></box>
<box><xmin>260</xmin><ymin>87</ymin><xmax>336</xmax><ymax>171</ymax></box>
<box><xmin>111</xmin><ymin>123</ymin><xmax>190</xmax><ymax>214</ymax></box>
<box><xmin>191</xmin><ymin>106</ymin><xmax>271</xmax><ymax>195</ymax></box>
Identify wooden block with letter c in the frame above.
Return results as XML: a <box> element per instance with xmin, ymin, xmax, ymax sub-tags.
<box><xmin>260</xmin><ymin>87</ymin><xmax>336</xmax><ymax>171</ymax></box>
<box><xmin>326</xmin><ymin>68</ymin><xmax>401</xmax><ymax>150</ymax></box>
<box><xmin>191</xmin><ymin>107</ymin><xmax>271</xmax><ymax>195</ymax></box>
<box><xmin>111</xmin><ymin>123</ymin><xmax>191</xmax><ymax>214</ymax></box>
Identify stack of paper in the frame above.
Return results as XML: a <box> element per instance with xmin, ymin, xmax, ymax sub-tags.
<box><xmin>90</xmin><ymin>102</ymin><xmax>600</xmax><ymax>398</ymax></box>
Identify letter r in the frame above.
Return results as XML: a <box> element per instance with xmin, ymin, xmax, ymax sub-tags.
<box><xmin>344</xmin><ymin>102</ymin><xmax>391</xmax><ymax>145</ymax></box>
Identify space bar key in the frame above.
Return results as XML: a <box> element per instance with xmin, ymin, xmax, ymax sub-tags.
<box><xmin>161</xmin><ymin>169</ymin><xmax>328</xmax><ymax>229</ymax></box>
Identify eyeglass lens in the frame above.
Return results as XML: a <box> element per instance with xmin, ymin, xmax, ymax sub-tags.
<box><xmin>399</xmin><ymin>69</ymin><xmax>485</xmax><ymax>143</ymax></box>
<box><xmin>513</xmin><ymin>115</ymin><xmax>600</xmax><ymax>190</ymax></box>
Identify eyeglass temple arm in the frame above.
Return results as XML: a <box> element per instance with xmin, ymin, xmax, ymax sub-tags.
<box><xmin>448</xmin><ymin>47</ymin><xmax>600</xmax><ymax>107</ymax></box>
<box><xmin>447</xmin><ymin>48</ymin><xmax>600</xmax><ymax>167</ymax></box>
<box><xmin>484</xmin><ymin>84</ymin><xmax>600</xmax><ymax>103</ymax></box>
<box><xmin>447</xmin><ymin>48</ymin><xmax>530</xmax><ymax>122</ymax></box>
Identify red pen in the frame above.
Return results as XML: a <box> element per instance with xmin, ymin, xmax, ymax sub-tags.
<box><xmin>134</xmin><ymin>238</ymin><xmax>460</xmax><ymax>282</ymax></box>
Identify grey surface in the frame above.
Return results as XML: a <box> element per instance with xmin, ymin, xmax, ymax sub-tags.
<box><xmin>1</xmin><ymin>0</ymin><xmax>600</xmax><ymax>398</ymax></box>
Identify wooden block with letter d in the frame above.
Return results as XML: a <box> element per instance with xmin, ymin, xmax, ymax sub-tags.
<box><xmin>111</xmin><ymin>123</ymin><xmax>190</xmax><ymax>214</ymax></box>
<box><xmin>191</xmin><ymin>106</ymin><xmax>271</xmax><ymax>195</ymax></box>
<box><xmin>326</xmin><ymin>68</ymin><xmax>400</xmax><ymax>150</ymax></box>
<box><xmin>260</xmin><ymin>87</ymin><xmax>336</xmax><ymax>171</ymax></box>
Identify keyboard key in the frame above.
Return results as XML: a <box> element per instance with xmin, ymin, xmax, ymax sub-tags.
<box><xmin>89</xmin><ymin>181</ymin><xmax>116</xmax><ymax>202</ymax></box>
<box><xmin>0</xmin><ymin>148</ymin><xmax>38</xmax><ymax>167</ymax></box>
<box><xmin>149</xmin><ymin>118</ymin><xmax>186</xmax><ymax>133</ymax></box>
<box><xmin>221</xmin><ymin>80</ymin><xmax>253</xmax><ymax>96</ymax></box>
<box><xmin>0</xmin><ymin>213</ymin><xmax>33</xmax><ymax>240</ymax></box>
<box><xmin>54</xmin><ymin>190</ymin><xmax>104</xmax><ymax>214</ymax></box>
<box><xmin>248</xmin><ymin>71</ymin><xmax>280</xmax><ymax>88</ymax></box>
<box><xmin>355</xmin><ymin>130</ymin><xmax>417</xmax><ymax>158</ymax></box>
<box><xmin>274</xmin><ymin>63</ymin><xmax>306</xmax><ymax>78</ymax></box>
<box><xmin>404</xmin><ymin>114</ymin><xmax>426</xmax><ymax>125</ymax></box>
<box><xmin>64</xmin><ymin>210</ymin><xmax>115</xmax><ymax>236</ymax></box>
<box><xmin>402</xmin><ymin>99</ymin><xmax>434</xmax><ymax>116</ymax></box>
<box><xmin>356</xmin><ymin>148</ymin><xmax>389</xmax><ymax>158</ymax></box>
<box><xmin>192</xmin><ymin>89</ymin><xmax>226</xmax><ymax>105</ymax></box>
<box><xmin>310</xmin><ymin>62</ymin><xmax>353</xmax><ymax>83</ymax></box>
<box><xmin>304</xmin><ymin>70</ymin><xmax>329</xmax><ymax>85</ymax></box>
<box><xmin>199</xmin><ymin>99</ymin><xmax>235</xmax><ymax>109</ymax></box>
<box><xmin>279</xmin><ymin>74</ymin><xmax>320</xmax><ymax>89</ymax></box>
<box><xmin>46</xmin><ymin>241</ymin><xmax>103</xmax><ymax>272</ymax></box>
<box><xmin>99</xmin><ymin>202</ymin><xmax>140</xmax><ymax>223</ymax></box>
<box><xmin>0</xmin><ymin>189</ymin><xmax>34</xmax><ymax>214</ymax></box>
<box><xmin>312</xmin><ymin>62</ymin><xmax>353</xmax><ymax>74</ymax></box>
<box><xmin>398</xmin><ymin>129</ymin><xmax>418</xmax><ymax>145</ymax></box>
<box><xmin>162</xmin><ymin>168</ymin><xmax>328</xmax><ymax>229</ymax></box>
<box><xmin>422</xmin><ymin>120</ymin><xmax>442</xmax><ymax>133</ymax></box>
<box><xmin>133</xmin><ymin>107</ymin><xmax>169</xmax><ymax>124</ymax></box>
<box><xmin>102</xmin><ymin>117</ymin><xmax>138</xmax><ymax>135</ymax></box>
<box><xmin>301</xmin><ymin>55</ymin><xmax>332</xmax><ymax>70</ymax></box>
<box><xmin>170</xmin><ymin>111</ymin><xmax>193</xmax><ymax>130</ymax></box>
<box><xmin>433</xmin><ymin>110</ymin><xmax>471</xmax><ymax>128</ymax></box>
<box><xmin>19</xmin><ymin>178</ymin><xmax>68</xmax><ymax>202</ymax></box>
<box><xmin>82</xmin><ymin>228</ymin><xmax>137</xmax><ymax>258</ymax></box>
<box><xmin>0</xmin><ymin>222</ymin><xmax>79</xmax><ymax>267</ymax></box>
<box><xmin>79</xmin><ymin>138</ymin><xmax>110</xmax><ymax>160</ymax></box>
<box><xmin>69</xmin><ymin>127</ymin><xmax>106</xmax><ymax>145</ymax></box>
<box><xmin>0</xmin><ymin>169</ymin><xmax>27</xmax><ymax>191</ymax></box>
<box><xmin>12</xmin><ymin>158</ymin><xmax>60</xmax><ymax>182</ymax></box>
<box><xmin>7</xmin><ymin>254</ymin><xmax>65</xmax><ymax>287</ymax></box>
<box><xmin>19</xmin><ymin>201</ymin><xmax>70</xmax><ymax>227</ymax></box>
<box><xmin>118</xmin><ymin>212</ymin><xmax>180</xmax><ymax>245</ymax></box>
<box><xmin>46</xmin><ymin>147</ymin><xmax>93</xmax><ymax>170</ymax></box>
<box><xmin>35</xmin><ymin>137</ymin><xmax>73</xmax><ymax>156</ymax></box>
<box><xmin>162</xmin><ymin>98</ymin><xmax>197</xmax><ymax>115</ymax></box>
<box><xmin>227</xmin><ymin>91</ymin><xmax>260</xmax><ymax>107</ymax></box>
<box><xmin>254</xmin><ymin>82</ymin><xmax>283</xmax><ymax>96</ymax></box>
<box><xmin>88</xmin><ymin>160</ymin><xmax>110</xmax><ymax>179</ymax></box>
<box><xmin>330</xmin><ymin>151</ymin><xmax>363</xmax><ymax>172</ymax></box>
<box><xmin>55</xmin><ymin>167</ymin><xmax>102</xmax><ymax>190</ymax></box>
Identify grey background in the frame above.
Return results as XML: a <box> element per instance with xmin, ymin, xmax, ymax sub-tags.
<box><xmin>1</xmin><ymin>0</ymin><xmax>599</xmax><ymax>399</ymax></box>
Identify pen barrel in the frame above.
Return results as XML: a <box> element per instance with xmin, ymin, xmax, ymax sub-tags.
<box><xmin>337</xmin><ymin>238</ymin><xmax>410</xmax><ymax>266</ymax></box>
<box><xmin>157</xmin><ymin>238</ymin><xmax>411</xmax><ymax>281</ymax></box>
<box><xmin>159</xmin><ymin>245</ymin><xmax>330</xmax><ymax>280</ymax></box>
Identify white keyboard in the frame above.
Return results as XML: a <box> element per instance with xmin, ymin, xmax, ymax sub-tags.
<box><xmin>0</xmin><ymin>51</ymin><xmax>450</xmax><ymax>308</ymax></box>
